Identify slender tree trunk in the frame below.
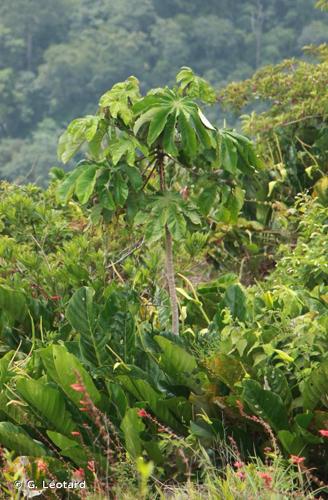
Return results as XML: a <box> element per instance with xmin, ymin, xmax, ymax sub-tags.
<box><xmin>165</xmin><ymin>225</ymin><xmax>179</xmax><ymax>335</ymax></box>
<box><xmin>158</xmin><ymin>151</ymin><xmax>179</xmax><ymax>335</ymax></box>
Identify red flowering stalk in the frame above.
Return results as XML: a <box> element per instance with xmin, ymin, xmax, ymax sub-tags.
<box><xmin>137</xmin><ymin>408</ymin><xmax>181</xmax><ymax>440</ymax></box>
<box><xmin>290</xmin><ymin>455</ymin><xmax>305</xmax><ymax>465</ymax></box>
<box><xmin>70</xmin><ymin>383</ymin><xmax>86</xmax><ymax>393</ymax></box>
<box><xmin>236</xmin><ymin>400</ymin><xmax>279</xmax><ymax>455</ymax></box>
<box><xmin>258</xmin><ymin>471</ymin><xmax>273</xmax><ymax>489</ymax></box>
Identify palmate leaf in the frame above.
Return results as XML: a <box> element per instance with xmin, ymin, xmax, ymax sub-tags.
<box><xmin>99</xmin><ymin>76</ymin><xmax>141</xmax><ymax>126</ymax></box>
<box><xmin>133</xmin><ymin>88</ymin><xmax>214</xmax><ymax>157</ymax></box>
<box><xmin>66</xmin><ymin>287</ymin><xmax>110</xmax><ymax>368</ymax></box>
<box><xmin>176</xmin><ymin>67</ymin><xmax>217</xmax><ymax>103</ymax></box>
<box><xmin>57</xmin><ymin>115</ymin><xmax>101</xmax><ymax>164</ymax></box>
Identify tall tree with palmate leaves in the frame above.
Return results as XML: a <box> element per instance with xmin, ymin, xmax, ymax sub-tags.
<box><xmin>56</xmin><ymin>67</ymin><xmax>261</xmax><ymax>335</ymax></box>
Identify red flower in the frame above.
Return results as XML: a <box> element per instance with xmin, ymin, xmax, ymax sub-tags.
<box><xmin>236</xmin><ymin>471</ymin><xmax>245</xmax><ymax>480</ymax></box>
<box><xmin>36</xmin><ymin>459</ymin><xmax>47</xmax><ymax>473</ymax></box>
<box><xmin>233</xmin><ymin>461</ymin><xmax>244</xmax><ymax>469</ymax></box>
<box><xmin>50</xmin><ymin>295</ymin><xmax>61</xmax><ymax>301</ymax></box>
<box><xmin>73</xmin><ymin>468</ymin><xmax>85</xmax><ymax>480</ymax></box>
<box><xmin>87</xmin><ymin>460</ymin><xmax>95</xmax><ymax>473</ymax></box>
<box><xmin>319</xmin><ymin>429</ymin><xmax>328</xmax><ymax>437</ymax></box>
<box><xmin>290</xmin><ymin>455</ymin><xmax>305</xmax><ymax>465</ymax></box>
<box><xmin>258</xmin><ymin>472</ymin><xmax>273</xmax><ymax>488</ymax></box>
<box><xmin>70</xmin><ymin>383</ymin><xmax>85</xmax><ymax>393</ymax></box>
<box><xmin>71</xmin><ymin>431</ymin><xmax>81</xmax><ymax>437</ymax></box>
<box><xmin>137</xmin><ymin>409</ymin><xmax>148</xmax><ymax>418</ymax></box>
<box><xmin>79</xmin><ymin>407</ymin><xmax>89</xmax><ymax>412</ymax></box>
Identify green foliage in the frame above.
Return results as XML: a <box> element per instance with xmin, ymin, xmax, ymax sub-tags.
<box><xmin>1</xmin><ymin>0</ymin><xmax>327</xmax><ymax>183</ymax></box>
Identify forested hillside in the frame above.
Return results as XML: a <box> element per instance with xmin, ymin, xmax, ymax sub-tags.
<box><xmin>0</xmin><ymin>0</ymin><xmax>327</xmax><ymax>184</ymax></box>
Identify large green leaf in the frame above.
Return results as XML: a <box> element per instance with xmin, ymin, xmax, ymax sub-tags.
<box><xmin>0</xmin><ymin>422</ymin><xmax>48</xmax><ymax>456</ymax></box>
<box><xmin>75</xmin><ymin>165</ymin><xmax>97</xmax><ymax>204</ymax></box>
<box><xmin>179</xmin><ymin>111</ymin><xmax>197</xmax><ymax>157</ymax></box>
<box><xmin>154</xmin><ymin>336</ymin><xmax>201</xmax><ymax>392</ymax></box>
<box><xmin>39</xmin><ymin>345</ymin><xmax>101</xmax><ymax>407</ymax></box>
<box><xmin>66</xmin><ymin>287</ymin><xmax>107</xmax><ymax>368</ymax></box>
<box><xmin>121</xmin><ymin>408</ymin><xmax>145</xmax><ymax>458</ymax></box>
<box><xmin>302</xmin><ymin>359</ymin><xmax>328</xmax><ymax>410</ymax></box>
<box><xmin>0</xmin><ymin>285</ymin><xmax>26</xmax><ymax>320</ymax></box>
<box><xmin>242</xmin><ymin>379</ymin><xmax>289</xmax><ymax>432</ymax></box>
<box><xmin>133</xmin><ymin>88</ymin><xmax>213</xmax><ymax>156</ymax></box>
<box><xmin>56</xmin><ymin>167</ymin><xmax>84</xmax><ymax>205</ymax></box>
<box><xmin>223</xmin><ymin>284</ymin><xmax>247</xmax><ymax>321</ymax></box>
<box><xmin>47</xmin><ymin>431</ymin><xmax>88</xmax><ymax>466</ymax></box>
<box><xmin>16</xmin><ymin>377</ymin><xmax>75</xmax><ymax>436</ymax></box>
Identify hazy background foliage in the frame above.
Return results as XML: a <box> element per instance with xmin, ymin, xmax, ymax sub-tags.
<box><xmin>0</xmin><ymin>0</ymin><xmax>327</xmax><ymax>184</ymax></box>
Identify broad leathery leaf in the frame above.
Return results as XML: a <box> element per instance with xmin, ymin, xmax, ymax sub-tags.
<box><xmin>47</xmin><ymin>431</ymin><xmax>87</xmax><ymax>466</ymax></box>
<box><xmin>133</xmin><ymin>108</ymin><xmax>159</xmax><ymax>136</ymax></box>
<box><xmin>264</xmin><ymin>367</ymin><xmax>292</xmax><ymax>407</ymax></box>
<box><xmin>99</xmin><ymin>188</ymin><xmax>116</xmax><ymax>210</ymax></box>
<box><xmin>113</xmin><ymin>173</ymin><xmax>129</xmax><ymax>207</ymax></box>
<box><xmin>75</xmin><ymin>165</ymin><xmax>97</xmax><ymax>204</ymax></box>
<box><xmin>100</xmin><ymin>77</ymin><xmax>140</xmax><ymax>125</ymax></box>
<box><xmin>197</xmin><ymin>185</ymin><xmax>217</xmax><ymax>215</ymax></box>
<box><xmin>278</xmin><ymin>430</ymin><xmax>306</xmax><ymax>455</ymax></box>
<box><xmin>145</xmin><ymin>215</ymin><xmax>164</xmax><ymax>243</ymax></box>
<box><xmin>220</xmin><ymin>134</ymin><xmax>238</xmax><ymax>174</ymax></box>
<box><xmin>0</xmin><ymin>352</ymin><xmax>14</xmax><ymax>389</ymax></box>
<box><xmin>302</xmin><ymin>359</ymin><xmax>328</xmax><ymax>410</ymax></box>
<box><xmin>45</xmin><ymin>345</ymin><xmax>101</xmax><ymax>407</ymax></box>
<box><xmin>66</xmin><ymin>287</ymin><xmax>109</xmax><ymax>368</ymax></box>
<box><xmin>121</xmin><ymin>408</ymin><xmax>145</xmax><ymax>458</ymax></box>
<box><xmin>106</xmin><ymin>381</ymin><xmax>128</xmax><ymax>419</ymax></box>
<box><xmin>223</xmin><ymin>284</ymin><xmax>247</xmax><ymax>321</ymax></box>
<box><xmin>147</xmin><ymin>107</ymin><xmax>173</xmax><ymax>146</ymax></box>
<box><xmin>176</xmin><ymin>67</ymin><xmax>216</xmax><ymax>103</ymax></box>
<box><xmin>110</xmin><ymin>135</ymin><xmax>137</xmax><ymax>166</ymax></box>
<box><xmin>132</xmin><ymin>379</ymin><xmax>182</xmax><ymax>430</ymax></box>
<box><xmin>0</xmin><ymin>422</ymin><xmax>48</xmax><ymax>456</ymax></box>
<box><xmin>122</xmin><ymin>165</ymin><xmax>143</xmax><ymax>190</ymax></box>
<box><xmin>192</xmin><ymin>112</ymin><xmax>215</xmax><ymax>149</ymax></box>
<box><xmin>16</xmin><ymin>378</ymin><xmax>75</xmax><ymax>436</ymax></box>
<box><xmin>154</xmin><ymin>336</ymin><xmax>199</xmax><ymax>392</ymax></box>
<box><xmin>163</xmin><ymin>111</ymin><xmax>178</xmax><ymax>156</ymax></box>
<box><xmin>179</xmin><ymin>111</ymin><xmax>197</xmax><ymax>157</ymax></box>
<box><xmin>56</xmin><ymin>167</ymin><xmax>84</xmax><ymax>205</ymax></box>
<box><xmin>242</xmin><ymin>379</ymin><xmax>289</xmax><ymax>431</ymax></box>
<box><xmin>167</xmin><ymin>208</ymin><xmax>186</xmax><ymax>241</ymax></box>
<box><xmin>205</xmin><ymin>354</ymin><xmax>244</xmax><ymax>390</ymax></box>
<box><xmin>198</xmin><ymin>109</ymin><xmax>216</xmax><ymax>130</ymax></box>
<box><xmin>58</xmin><ymin>116</ymin><xmax>100</xmax><ymax>163</ymax></box>
<box><xmin>66</xmin><ymin>287</ymin><xmax>95</xmax><ymax>337</ymax></box>
<box><xmin>0</xmin><ymin>285</ymin><xmax>26</xmax><ymax>320</ymax></box>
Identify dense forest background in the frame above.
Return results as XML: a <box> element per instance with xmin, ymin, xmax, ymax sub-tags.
<box><xmin>0</xmin><ymin>0</ymin><xmax>327</xmax><ymax>185</ymax></box>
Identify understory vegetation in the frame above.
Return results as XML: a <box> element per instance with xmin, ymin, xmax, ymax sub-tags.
<box><xmin>0</xmin><ymin>2</ymin><xmax>328</xmax><ymax>498</ymax></box>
